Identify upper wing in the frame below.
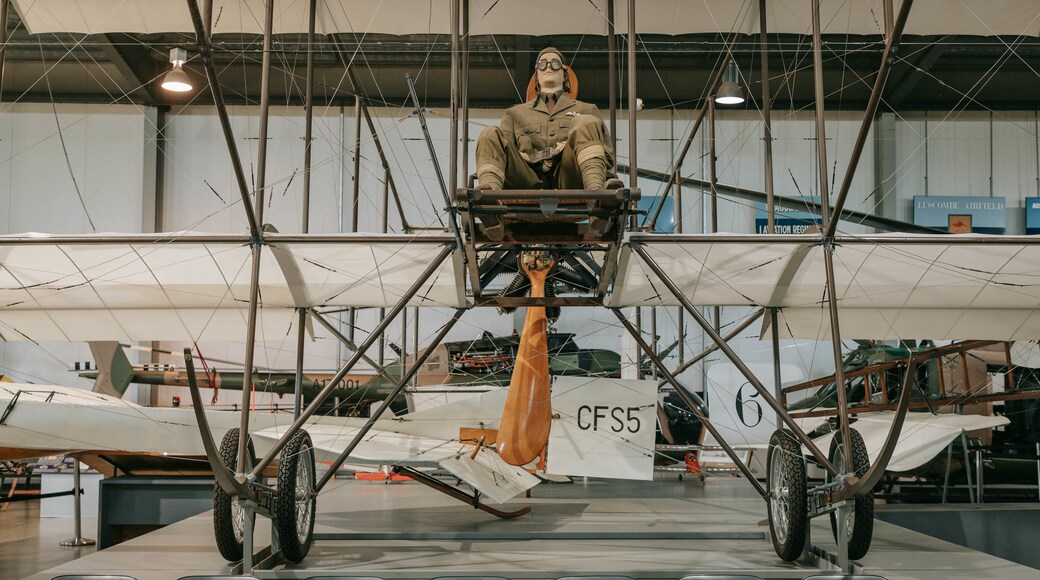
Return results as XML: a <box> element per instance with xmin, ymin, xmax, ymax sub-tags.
<box><xmin>614</xmin><ymin>233</ymin><xmax>1040</xmax><ymax>340</ymax></box>
<box><xmin>15</xmin><ymin>1</ymin><xmax>1034</xmax><ymax>37</ymax></box>
<box><xmin>0</xmin><ymin>232</ymin><xmax>463</xmax><ymax>342</ymax></box>
<box><xmin>5</xmin><ymin>231</ymin><xmax>1038</xmax><ymax>341</ymax></box>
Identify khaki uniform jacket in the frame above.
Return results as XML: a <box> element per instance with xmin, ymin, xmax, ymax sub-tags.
<box><xmin>500</xmin><ymin>95</ymin><xmax>603</xmax><ymax>160</ymax></box>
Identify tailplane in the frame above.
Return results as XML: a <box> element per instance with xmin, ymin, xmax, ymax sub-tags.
<box><xmin>88</xmin><ymin>342</ymin><xmax>135</xmax><ymax>398</ymax></box>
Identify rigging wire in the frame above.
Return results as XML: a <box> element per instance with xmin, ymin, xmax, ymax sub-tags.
<box><xmin>38</xmin><ymin>44</ymin><xmax>97</xmax><ymax>233</ymax></box>
<box><xmin>6</xmin><ymin>2</ymin><xmax>1040</xmax><ymax>476</ymax></box>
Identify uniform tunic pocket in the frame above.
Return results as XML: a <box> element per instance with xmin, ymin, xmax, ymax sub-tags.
<box><xmin>553</xmin><ymin>123</ymin><xmax>570</xmax><ymax>143</ymax></box>
<box><xmin>518</xmin><ymin>124</ymin><xmax>543</xmax><ymax>153</ymax></box>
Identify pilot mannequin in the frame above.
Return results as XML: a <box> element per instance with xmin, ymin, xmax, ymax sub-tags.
<box><xmin>475</xmin><ymin>47</ymin><xmax>620</xmax><ymax>192</ymax></box>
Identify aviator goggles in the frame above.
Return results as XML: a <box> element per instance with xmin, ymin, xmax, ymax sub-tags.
<box><xmin>536</xmin><ymin>59</ymin><xmax>564</xmax><ymax>71</ymax></box>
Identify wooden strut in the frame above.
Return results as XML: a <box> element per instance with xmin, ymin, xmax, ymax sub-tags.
<box><xmin>392</xmin><ymin>466</ymin><xmax>531</xmax><ymax>519</ymax></box>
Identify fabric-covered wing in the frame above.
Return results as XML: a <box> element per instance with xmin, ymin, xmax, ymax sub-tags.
<box><xmin>14</xmin><ymin>1</ymin><xmax>1039</xmax><ymax>37</ymax></box>
<box><xmin>0</xmin><ymin>383</ymin><xmax>282</xmax><ymax>458</ymax></box>
<box><xmin>254</xmin><ymin>423</ymin><xmax>461</xmax><ymax>467</ymax></box>
<box><xmin>809</xmin><ymin>411</ymin><xmax>1009</xmax><ymax>473</ymax></box>
<box><xmin>0</xmin><ymin>383</ymin><xmax>535</xmax><ymax>502</ymax></box>
<box><xmin>252</xmin><ymin>421</ymin><xmax>538</xmax><ymax>504</ymax></box>
<box><xmin>440</xmin><ymin>447</ymin><xmax>541</xmax><ymax>504</ymax></box>
<box><xmin>0</xmin><ymin>232</ymin><xmax>462</xmax><ymax>342</ymax></box>
<box><xmin>613</xmin><ymin>233</ymin><xmax>1040</xmax><ymax>340</ymax></box>
<box><xmin>773</xmin><ymin>237</ymin><xmax>1040</xmax><ymax>340</ymax></box>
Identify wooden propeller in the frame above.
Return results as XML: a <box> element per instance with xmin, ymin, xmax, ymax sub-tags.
<box><xmin>496</xmin><ymin>252</ymin><xmax>555</xmax><ymax>467</ymax></box>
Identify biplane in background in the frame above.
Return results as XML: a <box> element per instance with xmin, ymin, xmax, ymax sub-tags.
<box><xmin>78</xmin><ymin>330</ymin><xmax>626</xmax><ymax>414</ymax></box>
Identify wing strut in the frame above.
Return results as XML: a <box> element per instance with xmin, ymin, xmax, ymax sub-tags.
<box><xmin>814</xmin><ymin>0</ymin><xmax>915</xmax><ymax>477</ymax></box>
<box><xmin>611</xmin><ymin>308</ymin><xmax>766</xmax><ymax>498</ymax></box>
<box><xmin>184</xmin><ymin>0</ymin><xmax>258</xmax><ymax>239</ymax></box>
<box><xmin>250</xmin><ymin>243</ymin><xmax>456</xmax><ymax>478</ymax></box>
<box><xmin>657</xmin><ymin>307</ymin><xmax>765</xmax><ymax>397</ymax></box>
<box><xmin>631</xmin><ymin>242</ymin><xmax>838</xmax><ymax>475</ymax></box>
<box><xmin>832</xmin><ymin>356</ymin><xmax>917</xmax><ymax>501</ymax></box>
<box><xmin>183</xmin><ymin>348</ymin><xmax>253</xmax><ymax>500</ymax></box>
<box><xmin>314</xmin><ymin>308</ymin><xmax>467</xmax><ymax>492</ymax></box>
<box><xmin>405</xmin><ymin>73</ymin><xmax>465</xmax><ymax>255</ymax></box>
<box><xmin>309</xmin><ymin>308</ymin><xmax>391</xmax><ymax>379</ymax></box>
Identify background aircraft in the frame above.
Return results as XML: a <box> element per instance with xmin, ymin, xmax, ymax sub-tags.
<box><xmin>77</xmin><ymin>332</ymin><xmax>630</xmax><ymax>415</ymax></box>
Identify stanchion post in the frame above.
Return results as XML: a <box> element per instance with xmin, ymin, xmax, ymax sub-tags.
<box><xmin>976</xmin><ymin>449</ymin><xmax>984</xmax><ymax>503</ymax></box>
<box><xmin>59</xmin><ymin>459</ymin><xmax>95</xmax><ymax>547</ymax></box>
<box><xmin>962</xmin><ymin>432</ymin><xmax>975</xmax><ymax>504</ymax></box>
<box><xmin>942</xmin><ymin>441</ymin><xmax>953</xmax><ymax>504</ymax></box>
<box><xmin>1035</xmin><ymin>442</ymin><xmax>1039</xmax><ymax>502</ymax></box>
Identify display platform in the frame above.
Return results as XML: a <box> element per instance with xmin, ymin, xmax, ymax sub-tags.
<box><xmin>24</xmin><ymin>475</ymin><xmax>1038</xmax><ymax>580</ymax></box>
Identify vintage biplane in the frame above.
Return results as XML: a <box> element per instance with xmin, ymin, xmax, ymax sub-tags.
<box><xmin>3</xmin><ymin>0</ymin><xmax>1040</xmax><ymax>576</ymax></box>
<box><xmin>78</xmin><ymin>330</ymin><xmax>623</xmax><ymax>412</ymax></box>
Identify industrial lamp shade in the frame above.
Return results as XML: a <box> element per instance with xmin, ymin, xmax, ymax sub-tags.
<box><xmin>161</xmin><ymin>47</ymin><xmax>192</xmax><ymax>92</ymax></box>
<box><xmin>161</xmin><ymin>66</ymin><xmax>193</xmax><ymax>92</ymax></box>
<box><xmin>714</xmin><ymin>59</ymin><xmax>745</xmax><ymax>105</ymax></box>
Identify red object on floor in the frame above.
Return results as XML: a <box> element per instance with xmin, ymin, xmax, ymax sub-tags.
<box><xmin>354</xmin><ymin>471</ymin><xmax>412</xmax><ymax>482</ymax></box>
<box><xmin>684</xmin><ymin>452</ymin><xmax>702</xmax><ymax>474</ymax></box>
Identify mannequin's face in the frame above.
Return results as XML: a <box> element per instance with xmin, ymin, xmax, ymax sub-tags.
<box><xmin>536</xmin><ymin>54</ymin><xmax>564</xmax><ymax>93</ymax></box>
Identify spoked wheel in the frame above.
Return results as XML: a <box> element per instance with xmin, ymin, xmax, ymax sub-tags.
<box><xmin>274</xmin><ymin>429</ymin><xmax>316</xmax><ymax>563</ymax></box>
<box><xmin>828</xmin><ymin>427</ymin><xmax>874</xmax><ymax>560</ymax></box>
<box><xmin>213</xmin><ymin>428</ymin><xmax>256</xmax><ymax>562</ymax></box>
<box><xmin>767</xmin><ymin>429</ymin><xmax>808</xmax><ymax>561</ymax></box>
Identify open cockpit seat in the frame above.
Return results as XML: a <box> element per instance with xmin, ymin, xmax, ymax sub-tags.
<box><xmin>454</xmin><ymin>186</ymin><xmax>639</xmax><ymax>244</ymax></box>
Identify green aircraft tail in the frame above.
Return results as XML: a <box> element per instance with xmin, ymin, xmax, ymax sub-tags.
<box><xmin>88</xmin><ymin>342</ymin><xmax>135</xmax><ymax>398</ymax></box>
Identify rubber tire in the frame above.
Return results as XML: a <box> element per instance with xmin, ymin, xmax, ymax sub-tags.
<box><xmin>274</xmin><ymin>429</ymin><xmax>316</xmax><ymax>563</ymax></box>
<box><xmin>213</xmin><ymin>428</ymin><xmax>256</xmax><ymax>562</ymax></box>
<box><xmin>767</xmin><ymin>429</ymin><xmax>808</xmax><ymax>561</ymax></box>
<box><xmin>829</xmin><ymin>427</ymin><xmax>874</xmax><ymax>560</ymax></box>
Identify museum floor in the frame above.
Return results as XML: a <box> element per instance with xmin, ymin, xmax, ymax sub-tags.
<box><xmin>1</xmin><ymin>501</ymin><xmax>97</xmax><ymax>579</ymax></box>
<box><xmin>12</xmin><ymin>474</ymin><xmax>1040</xmax><ymax>580</ymax></box>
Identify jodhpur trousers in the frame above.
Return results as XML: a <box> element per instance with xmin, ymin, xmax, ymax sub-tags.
<box><xmin>475</xmin><ymin>114</ymin><xmax>613</xmax><ymax>189</ymax></box>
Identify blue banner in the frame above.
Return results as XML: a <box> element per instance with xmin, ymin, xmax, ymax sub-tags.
<box><xmin>1026</xmin><ymin>197</ymin><xmax>1040</xmax><ymax>235</ymax></box>
<box><xmin>755</xmin><ymin>197</ymin><xmax>821</xmax><ymax>234</ymax></box>
<box><xmin>913</xmin><ymin>196</ymin><xmax>1005</xmax><ymax>234</ymax></box>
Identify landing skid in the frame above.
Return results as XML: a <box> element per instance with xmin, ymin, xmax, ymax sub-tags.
<box><xmin>393</xmin><ymin>466</ymin><xmax>532</xmax><ymax>520</ymax></box>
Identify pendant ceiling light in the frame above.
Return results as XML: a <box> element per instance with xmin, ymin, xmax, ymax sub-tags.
<box><xmin>161</xmin><ymin>48</ymin><xmax>193</xmax><ymax>92</ymax></box>
<box><xmin>714</xmin><ymin>59</ymin><xmax>745</xmax><ymax>105</ymax></box>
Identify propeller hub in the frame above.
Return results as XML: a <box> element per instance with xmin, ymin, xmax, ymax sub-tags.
<box><xmin>521</xmin><ymin>251</ymin><xmax>554</xmax><ymax>272</ymax></box>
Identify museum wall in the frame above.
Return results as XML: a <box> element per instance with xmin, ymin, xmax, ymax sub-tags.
<box><xmin>892</xmin><ymin>110</ymin><xmax>1039</xmax><ymax>231</ymax></box>
<box><xmin>0</xmin><ymin>102</ymin><xmax>1036</xmax><ymax>413</ymax></box>
<box><xmin>0</xmin><ymin>103</ymin><xmax>148</xmax><ymax>398</ymax></box>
